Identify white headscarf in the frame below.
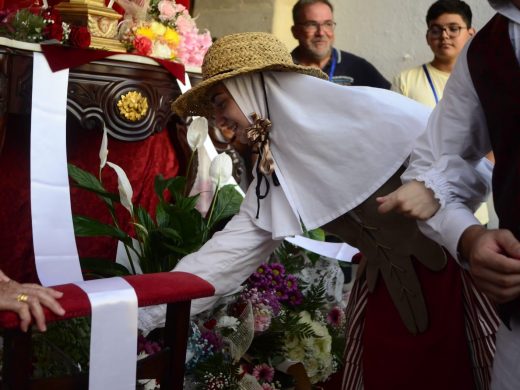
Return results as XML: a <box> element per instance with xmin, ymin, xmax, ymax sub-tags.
<box><xmin>224</xmin><ymin>72</ymin><xmax>431</xmax><ymax>239</ymax></box>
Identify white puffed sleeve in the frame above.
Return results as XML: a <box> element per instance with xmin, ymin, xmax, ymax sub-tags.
<box><xmin>401</xmin><ymin>43</ymin><xmax>494</xmax><ymax>260</ymax></box>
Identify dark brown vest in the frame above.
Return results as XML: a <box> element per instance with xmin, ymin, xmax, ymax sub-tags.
<box><xmin>467</xmin><ymin>13</ymin><xmax>520</xmax><ymax>325</ymax></box>
<box><xmin>468</xmin><ymin>13</ymin><xmax>520</xmax><ymax>237</ymax></box>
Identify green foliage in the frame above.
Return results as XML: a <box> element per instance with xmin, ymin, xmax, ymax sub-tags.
<box><xmin>33</xmin><ymin>317</ymin><xmax>91</xmax><ymax>378</ymax></box>
<box><xmin>2</xmin><ymin>9</ymin><xmax>45</xmax><ymax>42</ymax></box>
<box><xmin>298</xmin><ymin>280</ymin><xmax>327</xmax><ymax>319</ymax></box>
<box><xmin>248</xmin><ymin>312</ymin><xmax>317</xmax><ymax>361</ymax></box>
<box><xmin>68</xmin><ymin>161</ymin><xmax>243</xmax><ymax>276</ymax></box>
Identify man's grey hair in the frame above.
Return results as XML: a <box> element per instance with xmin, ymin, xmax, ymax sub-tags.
<box><xmin>292</xmin><ymin>0</ymin><xmax>334</xmax><ymax>23</ymax></box>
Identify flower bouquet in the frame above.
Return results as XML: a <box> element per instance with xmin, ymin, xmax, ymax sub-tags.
<box><xmin>0</xmin><ymin>3</ymin><xmax>91</xmax><ymax>48</ymax></box>
<box><xmin>117</xmin><ymin>0</ymin><xmax>211</xmax><ymax>66</ymax></box>
<box><xmin>183</xmin><ymin>240</ymin><xmax>347</xmax><ymax>389</ymax></box>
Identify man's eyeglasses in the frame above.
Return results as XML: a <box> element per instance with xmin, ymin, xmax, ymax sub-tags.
<box><xmin>297</xmin><ymin>20</ymin><xmax>336</xmax><ymax>33</ymax></box>
<box><xmin>427</xmin><ymin>24</ymin><xmax>469</xmax><ymax>39</ymax></box>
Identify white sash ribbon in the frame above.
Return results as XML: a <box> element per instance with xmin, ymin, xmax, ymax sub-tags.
<box><xmin>76</xmin><ymin>278</ymin><xmax>138</xmax><ymax>390</ymax></box>
<box><xmin>30</xmin><ymin>52</ymin><xmax>137</xmax><ymax>389</ymax></box>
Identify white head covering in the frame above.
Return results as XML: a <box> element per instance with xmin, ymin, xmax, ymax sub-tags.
<box><xmin>224</xmin><ymin>72</ymin><xmax>431</xmax><ymax>239</ymax></box>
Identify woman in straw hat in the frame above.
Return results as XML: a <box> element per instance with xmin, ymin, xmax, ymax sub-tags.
<box><xmin>141</xmin><ymin>32</ymin><xmax>497</xmax><ymax>389</ymax></box>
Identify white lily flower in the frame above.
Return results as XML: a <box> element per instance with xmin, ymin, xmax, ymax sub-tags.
<box><xmin>187</xmin><ymin>117</ymin><xmax>209</xmax><ymax>151</ymax></box>
<box><xmin>107</xmin><ymin>161</ymin><xmax>134</xmax><ymax>216</ymax></box>
<box><xmin>99</xmin><ymin>126</ymin><xmax>109</xmax><ymax>172</ymax></box>
<box><xmin>209</xmin><ymin>152</ymin><xmax>232</xmax><ymax>188</ymax></box>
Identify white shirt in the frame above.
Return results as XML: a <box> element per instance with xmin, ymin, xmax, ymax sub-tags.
<box><xmin>401</xmin><ymin>1</ymin><xmax>520</xmax><ymax>260</ymax></box>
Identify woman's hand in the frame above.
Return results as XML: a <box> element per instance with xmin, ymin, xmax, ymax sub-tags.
<box><xmin>0</xmin><ymin>273</ymin><xmax>65</xmax><ymax>332</ymax></box>
<box><xmin>376</xmin><ymin>180</ymin><xmax>440</xmax><ymax>220</ymax></box>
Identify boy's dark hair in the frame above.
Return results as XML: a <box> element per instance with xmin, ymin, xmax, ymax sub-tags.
<box><xmin>292</xmin><ymin>0</ymin><xmax>334</xmax><ymax>23</ymax></box>
<box><xmin>426</xmin><ymin>0</ymin><xmax>473</xmax><ymax>27</ymax></box>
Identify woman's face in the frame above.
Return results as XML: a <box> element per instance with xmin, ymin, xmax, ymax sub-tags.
<box><xmin>210</xmin><ymin>83</ymin><xmax>251</xmax><ymax>144</ymax></box>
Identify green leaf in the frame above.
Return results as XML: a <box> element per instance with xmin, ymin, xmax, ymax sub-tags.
<box><xmin>135</xmin><ymin>205</ymin><xmax>156</xmax><ymax>233</ymax></box>
<box><xmin>155</xmin><ymin>202</ymin><xmax>171</xmax><ymax>227</ymax></box>
<box><xmin>154</xmin><ymin>174</ymin><xmax>173</xmax><ymax>202</ymax></box>
<box><xmin>307</xmin><ymin>228</ymin><xmax>325</xmax><ymax>242</ymax></box>
<box><xmin>72</xmin><ymin>215</ymin><xmax>131</xmax><ymax>245</ymax></box>
<box><xmin>207</xmin><ymin>185</ymin><xmax>243</xmax><ymax>230</ymax></box>
<box><xmin>166</xmin><ymin>176</ymin><xmax>188</xmax><ymax>200</ymax></box>
<box><xmin>80</xmin><ymin>258</ymin><xmax>132</xmax><ymax>277</ymax></box>
<box><xmin>68</xmin><ymin>164</ymin><xmax>119</xmax><ymax>205</ymax></box>
<box><xmin>175</xmin><ymin>193</ymin><xmax>200</xmax><ymax>212</ymax></box>
<box><xmin>158</xmin><ymin>227</ymin><xmax>182</xmax><ymax>242</ymax></box>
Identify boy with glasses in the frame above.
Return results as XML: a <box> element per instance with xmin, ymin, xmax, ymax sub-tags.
<box><xmin>393</xmin><ymin>0</ymin><xmax>475</xmax><ymax>108</ymax></box>
<box><xmin>290</xmin><ymin>0</ymin><xmax>390</xmax><ymax>88</ymax></box>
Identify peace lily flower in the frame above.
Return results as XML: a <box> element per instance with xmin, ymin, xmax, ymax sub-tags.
<box><xmin>209</xmin><ymin>152</ymin><xmax>232</xmax><ymax>189</ymax></box>
<box><xmin>99</xmin><ymin>126</ymin><xmax>108</xmax><ymax>176</ymax></box>
<box><xmin>107</xmin><ymin>161</ymin><xmax>134</xmax><ymax>216</ymax></box>
<box><xmin>187</xmin><ymin>117</ymin><xmax>209</xmax><ymax>151</ymax></box>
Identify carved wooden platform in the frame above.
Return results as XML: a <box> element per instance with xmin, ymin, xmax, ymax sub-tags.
<box><xmin>0</xmin><ymin>44</ymin><xmax>187</xmax><ymax>142</ymax></box>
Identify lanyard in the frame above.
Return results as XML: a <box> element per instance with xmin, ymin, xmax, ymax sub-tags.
<box><xmin>328</xmin><ymin>49</ymin><xmax>337</xmax><ymax>81</ymax></box>
<box><xmin>422</xmin><ymin>64</ymin><xmax>439</xmax><ymax>105</ymax></box>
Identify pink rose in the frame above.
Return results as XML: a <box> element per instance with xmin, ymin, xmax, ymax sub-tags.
<box><xmin>157</xmin><ymin>0</ymin><xmax>176</xmax><ymax>21</ymax></box>
<box><xmin>133</xmin><ymin>36</ymin><xmax>152</xmax><ymax>56</ymax></box>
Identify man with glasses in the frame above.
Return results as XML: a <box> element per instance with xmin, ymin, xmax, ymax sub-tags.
<box><xmin>290</xmin><ymin>0</ymin><xmax>390</xmax><ymax>88</ymax></box>
<box><xmin>393</xmin><ymin>0</ymin><xmax>475</xmax><ymax>108</ymax></box>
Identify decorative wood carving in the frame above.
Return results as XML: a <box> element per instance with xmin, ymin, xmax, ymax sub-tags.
<box><xmin>0</xmin><ymin>44</ymin><xmax>248</xmax><ymax>184</ymax></box>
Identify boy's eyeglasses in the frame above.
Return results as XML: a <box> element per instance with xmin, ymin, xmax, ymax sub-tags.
<box><xmin>427</xmin><ymin>24</ymin><xmax>469</xmax><ymax>39</ymax></box>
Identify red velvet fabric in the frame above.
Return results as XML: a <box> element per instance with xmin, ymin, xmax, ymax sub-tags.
<box><xmin>0</xmin><ymin>272</ymin><xmax>214</xmax><ymax>329</ymax></box>
<box><xmin>0</xmin><ymin>116</ymin><xmax>179</xmax><ymax>283</ymax></box>
<box><xmin>41</xmin><ymin>45</ymin><xmax>186</xmax><ymax>83</ymax></box>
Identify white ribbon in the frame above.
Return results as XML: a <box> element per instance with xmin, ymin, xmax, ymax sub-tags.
<box><xmin>30</xmin><ymin>53</ymin><xmax>83</xmax><ymax>285</ymax></box>
<box><xmin>76</xmin><ymin>278</ymin><xmax>138</xmax><ymax>390</ymax></box>
<box><xmin>176</xmin><ymin>72</ymin><xmax>192</xmax><ymax>94</ymax></box>
<box><xmin>30</xmin><ymin>52</ymin><xmax>137</xmax><ymax>389</ymax></box>
<box><xmin>285</xmin><ymin>235</ymin><xmax>358</xmax><ymax>263</ymax></box>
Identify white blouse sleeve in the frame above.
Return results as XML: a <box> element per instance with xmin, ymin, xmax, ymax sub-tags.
<box><xmin>173</xmin><ymin>208</ymin><xmax>282</xmax><ymax>314</ymax></box>
<box><xmin>401</xmin><ymin>43</ymin><xmax>494</xmax><ymax>259</ymax></box>
<box><xmin>138</xmin><ymin>208</ymin><xmax>282</xmax><ymax>334</ymax></box>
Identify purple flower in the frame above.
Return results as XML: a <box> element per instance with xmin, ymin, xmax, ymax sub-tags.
<box><xmin>269</xmin><ymin>263</ymin><xmax>285</xmax><ymax>279</ymax></box>
<box><xmin>201</xmin><ymin>329</ymin><xmax>223</xmax><ymax>351</ymax></box>
<box><xmin>284</xmin><ymin>275</ymin><xmax>298</xmax><ymax>292</ymax></box>
<box><xmin>287</xmin><ymin>290</ymin><xmax>304</xmax><ymax>306</ymax></box>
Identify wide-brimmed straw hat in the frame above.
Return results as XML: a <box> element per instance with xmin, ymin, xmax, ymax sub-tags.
<box><xmin>173</xmin><ymin>32</ymin><xmax>327</xmax><ymax>117</ymax></box>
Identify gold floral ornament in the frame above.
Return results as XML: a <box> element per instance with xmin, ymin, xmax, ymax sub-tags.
<box><xmin>117</xmin><ymin>91</ymin><xmax>149</xmax><ymax>122</ymax></box>
<box><xmin>246</xmin><ymin>112</ymin><xmax>274</xmax><ymax>175</ymax></box>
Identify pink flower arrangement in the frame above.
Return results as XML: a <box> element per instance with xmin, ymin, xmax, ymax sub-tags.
<box><xmin>119</xmin><ymin>0</ymin><xmax>212</xmax><ymax>67</ymax></box>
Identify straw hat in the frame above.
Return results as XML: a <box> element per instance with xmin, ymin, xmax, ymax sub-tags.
<box><xmin>173</xmin><ymin>32</ymin><xmax>328</xmax><ymax>117</ymax></box>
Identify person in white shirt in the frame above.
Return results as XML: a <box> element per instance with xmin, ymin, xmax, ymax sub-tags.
<box><xmin>378</xmin><ymin>1</ymin><xmax>520</xmax><ymax>388</ymax></box>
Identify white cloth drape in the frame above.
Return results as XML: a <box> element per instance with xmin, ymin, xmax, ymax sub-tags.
<box><xmin>225</xmin><ymin>72</ymin><xmax>432</xmax><ymax>239</ymax></box>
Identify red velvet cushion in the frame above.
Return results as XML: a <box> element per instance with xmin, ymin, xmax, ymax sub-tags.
<box><xmin>0</xmin><ymin>272</ymin><xmax>214</xmax><ymax>329</ymax></box>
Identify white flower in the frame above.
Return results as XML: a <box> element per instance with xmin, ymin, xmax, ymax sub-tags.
<box><xmin>107</xmin><ymin>162</ymin><xmax>134</xmax><ymax>216</ymax></box>
<box><xmin>209</xmin><ymin>153</ymin><xmax>232</xmax><ymax>188</ymax></box>
<box><xmin>216</xmin><ymin>315</ymin><xmax>240</xmax><ymax>332</ymax></box>
<box><xmin>187</xmin><ymin>117</ymin><xmax>208</xmax><ymax>151</ymax></box>
<box><xmin>152</xmin><ymin>41</ymin><xmax>172</xmax><ymax>59</ymax></box>
<box><xmin>99</xmin><ymin>126</ymin><xmax>109</xmax><ymax>172</ymax></box>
